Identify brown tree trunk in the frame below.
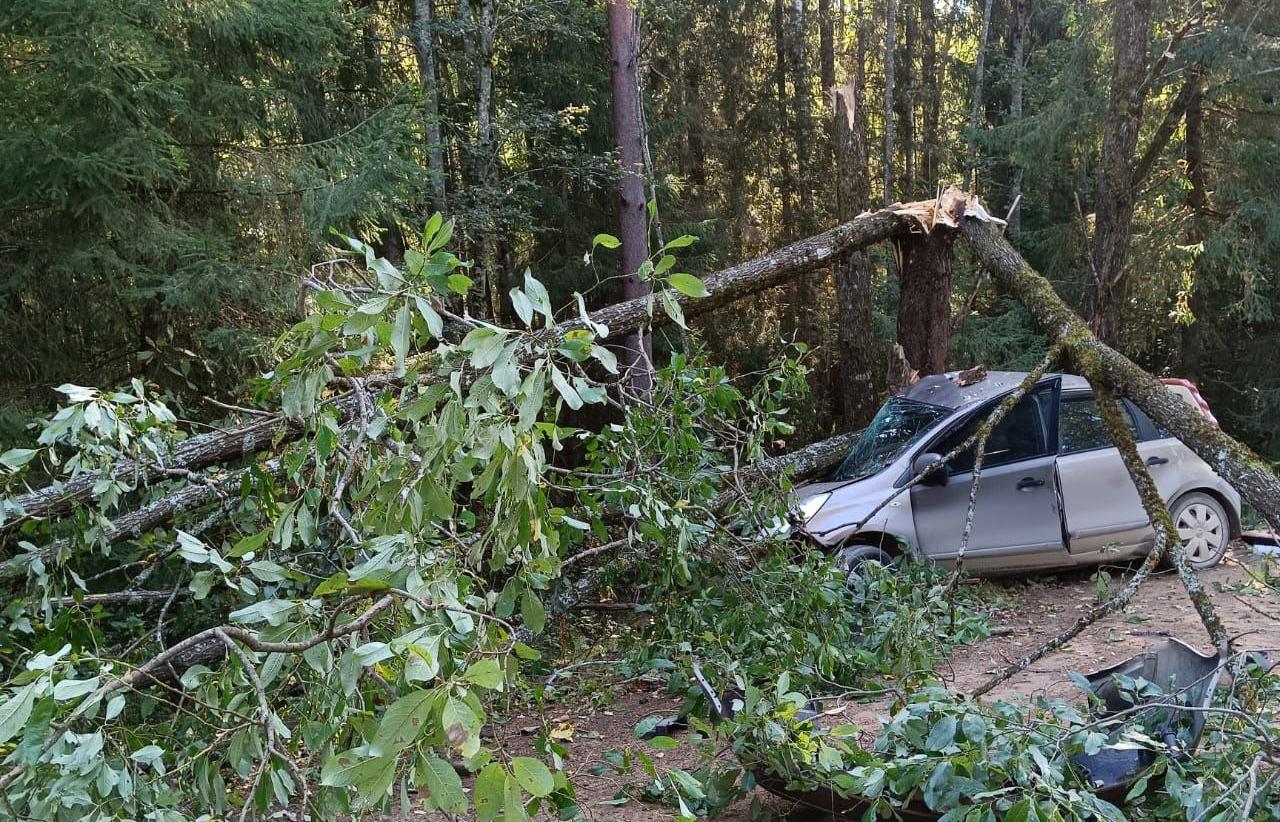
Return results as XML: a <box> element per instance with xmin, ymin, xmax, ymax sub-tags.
<box><xmin>773</xmin><ymin>0</ymin><xmax>795</xmax><ymax>228</ymax></box>
<box><xmin>963</xmin><ymin>0</ymin><xmax>995</xmax><ymax>190</ymax></box>
<box><xmin>607</xmin><ymin>0</ymin><xmax>653</xmax><ymax>393</ymax></box>
<box><xmin>1180</xmin><ymin>0</ymin><xmax>1207</xmax><ymax>381</ymax></box>
<box><xmin>917</xmin><ymin>0</ymin><xmax>939</xmax><ymax>186</ymax></box>
<box><xmin>895</xmin><ymin>230</ymin><xmax>955</xmax><ymax>375</ymax></box>
<box><xmin>787</xmin><ymin>0</ymin><xmax>821</xmax><ymax>349</ymax></box>
<box><xmin>819</xmin><ymin>0</ymin><xmax>836</xmax><ymax>159</ymax></box>
<box><xmin>900</xmin><ymin>0</ymin><xmax>916</xmax><ymax>194</ymax></box>
<box><xmin>1084</xmin><ymin>0</ymin><xmax>1152</xmax><ymax>343</ymax></box>
<box><xmin>883</xmin><ymin>0</ymin><xmax>897</xmax><ymax>204</ymax></box>
<box><xmin>1008</xmin><ymin>0</ymin><xmax>1028</xmax><ymax>234</ymax></box>
<box><xmin>410</xmin><ymin>0</ymin><xmax>447</xmax><ymax>213</ymax></box>
<box><xmin>470</xmin><ymin>0</ymin><xmax>498</xmax><ymax>319</ymax></box>
<box><xmin>834</xmin><ymin>76</ymin><xmax>884</xmax><ymax>427</ymax></box>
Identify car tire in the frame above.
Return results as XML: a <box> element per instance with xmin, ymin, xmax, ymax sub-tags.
<box><xmin>1170</xmin><ymin>492</ymin><xmax>1231</xmax><ymax>569</ymax></box>
<box><xmin>836</xmin><ymin>544</ymin><xmax>893</xmax><ymax>578</ymax></box>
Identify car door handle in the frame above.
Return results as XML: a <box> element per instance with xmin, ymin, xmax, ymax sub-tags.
<box><xmin>1016</xmin><ymin>477</ymin><xmax>1045</xmax><ymax>490</ymax></box>
<box><xmin>1146</xmin><ymin>456</ymin><xmax>1169</xmax><ymax>466</ymax></box>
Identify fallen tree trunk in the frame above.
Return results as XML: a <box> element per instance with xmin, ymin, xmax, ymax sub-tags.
<box><xmin>0</xmin><ymin>460</ymin><xmax>280</xmax><ymax>581</ymax></box>
<box><xmin>3</xmin><ymin>210</ymin><xmax>910</xmax><ymax>541</ymax></box>
<box><xmin>951</xmin><ymin>194</ymin><xmax>1280</xmax><ymax>528</ymax></box>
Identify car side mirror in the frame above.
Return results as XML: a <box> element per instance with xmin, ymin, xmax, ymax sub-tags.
<box><xmin>912</xmin><ymin>452</ymin><xmax>947</xmax><ymax>486</ymax></box>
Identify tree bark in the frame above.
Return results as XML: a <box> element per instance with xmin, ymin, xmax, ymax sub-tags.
<box><xmin>787</xmin><ymin>0</ymin><xmax>822</xmax><ymax>349</ymax></box>
<box><xmin>833</xmin><ymin>77</ymin><xmax>884</xmax><ymax>427</ymax></box>
<box><xmin>1180</xmin><ymin>0</ymin><xmax>1207</xmax><ymax>381</ymax></box>
<box><xmin>607</xmin><ymin>0</ymin><xmax>653</xmax><ymax>393</ymax></box>
<box><xmin>1084</xmin><ymin>0</ymin><xmax>1152</xmax><ymax>343</ymax></box>
<box><xmin>883</xmin><ymin>0</ymin><xmax>897</xmax><ymax>204</ymax></box>
<box><xmin>917</xmin><ymin>0</ymin><xmax>939</xmax><ymax>186</ymax></box>
<box><xmin>1008</xmin><ymin>0</ymin><xmax>1028</xmax><ymax>234</ymax></box>
<box><xmin>410</xmin><ymin>0</ymin><xmax>447</xmax><ymax>213</ymax></box>
<box><xmin>900</xmin><ymin>0</ymin><xmax>916</xmax><ymax>193</ymax></box>
<box><xmin>819</xmin><ymin>0</ymin><xmax>836</xmax><ymax>160</ymax></box>
<box><xmin>895</xmin><ymin>229</ymin><xmax>955</xmax><ymax>375</ymax></box>
<box><xmin>773</xmin><ymin>0</ymin><xmax>795</xmax><ymax>228</ymax></box>
<box><xmin>958</xmin><ymin>212</ymin><xmax>1280</xmax><ymax>529</ymax></box>
<box><xmin>963</xmin><ymin>0</ymin><xmax>995</xmax><ymax>190</ymax></box>
<box><xmin>470</xmin><ymin>0</ymin><xmax>498</xmax><ymax>319</ymax></box>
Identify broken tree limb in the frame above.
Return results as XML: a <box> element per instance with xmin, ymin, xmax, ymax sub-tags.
<box><xmin>1090</xmin><ymin>379</ymin><xmax>1230</xmax><ymax>651</ymax></box>
<box><xmin>4</xmin><ymin>209</ymin><xmax>911</xmax><ymax>544</ymax></box>
<box><xmin>953</xmin><ymin>194</ymin><xmax>1280</xmax><ymax>528</ymax></box>
<box><xmin>0</xmin><ymin>460</ymin><xmax>280</xmax><ymax>582</ymax></box>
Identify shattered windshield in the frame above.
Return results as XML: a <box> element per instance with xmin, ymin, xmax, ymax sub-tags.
<box><xmin>833</xmin><ymin>397</ymin><xmax>950</xmax><ymax>481</ymax></box>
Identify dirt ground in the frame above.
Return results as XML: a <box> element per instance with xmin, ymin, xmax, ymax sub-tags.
<box><xmin>395</xmin><ymin>544</ymin><xmax>1280</xmax><ymax>821</ymax></box>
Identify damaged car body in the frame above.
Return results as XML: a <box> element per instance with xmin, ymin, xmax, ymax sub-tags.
<box><xmin>792</xmin><ymin>371</ymin><xmax>1242</xmax><ymax>575</ymax></box>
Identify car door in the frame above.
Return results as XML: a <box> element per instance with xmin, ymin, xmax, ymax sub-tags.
<box><xmin>1056</xmin><ymin>392</ymin><xmax>1152</xmax><ymax>558</ymax></box>
<box><xmin>910</xmin><ymin>379</ymin><xmax>1066</xmax><ymax>569</ymax></box>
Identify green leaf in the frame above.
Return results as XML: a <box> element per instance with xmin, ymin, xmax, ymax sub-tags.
<box><xmin>320</xmin><ymin>749</ymin><xmax>396</xmax><ymax>794</ymax></box>
<box><xmin>549</xmin><ymin>365</ymin><xmax>582</xmax><ymax>410</ymax></box>
<box><xmin>511</xmin><ymin>756</ymin><xmax>554</xmax><ymax>798</ymax></box>
<box><xmin>926</xmin><ymin>715</ymin><xmax>957</xmax><ymax>751</ymax></box>
<box><xmin>414</xmin><ymin>296</ymin><xmax>444</xmax><ymax>338</ymax></box>
<box><xmin>660</xmin><ymin>290</ymin><xmax>686</xmax><ymax>328</ymax></box>
<box><xmin>228</xmin><ymin>531</ymin><xmax>269</xmax><ymax>558</ymax></box>
<box><xmin>53</xmin><ymin>677</ymin><xmax>99</xmax><ymax>702</ymax></box>
<box><xmin>447</xmin><ymin>273</ymin><xmax>473</xmax><ymax>294</ymax></box>
<box><xmin>474</xmin><ymin>763</ymin><xmax>506</xmax><ymax>822</ymax></box>
<box><xmin>313</xmin><ymin>571</ymin><xmax>350</xmax><ymax>597</ymax></box>
<box><xmin>392</xmin><ymin>303</ymin><xmax>412</xmax><ymax>375</ymax></box>
<box><xmin>663</xmin><ymin>234</ymin><xmax>698</xmax><ymax>250</ymax></box>
<box><xmin>370</xmin><ymin>689</ymin><xmax>438</xmax><ymax>757</ymax></box>
<box><xmin>521</xmin><ymin>590</ymin><xmax>546</xmax><ymax>634</ymax></box>
<box><xmin>592</xmin><ymin>233</ymin><xmax>621</xmax><ymax>250</ymax></box>
<box><xmin>463</xmin><ymin>658</ymin><xmax>505</xmax><ymax>690</ymax></box>
<box><xmin>0</xmin><ymin>448</ymin><xmax>38</xmax><ymax>471</ymax></box>
<box><xmin>420</xmin><ymin>755</ymin><xmax>467</xmax><ymax>814</ymax></box>
<box><xmin>1006</xmin><ymin>798</ymin><xmax>1038</xmax><ymax>822</ymax></box>
<box><xmin>647</xmin><ymin>735</ymin><xmax>679</xmax><ymax>751</ymax></box>
<box><xmin>0</xmin><ymin>682</ymin><xmax>38</xmax><ymax>745</ymax></box>
<box><xmin>667</xmin><ymin>273</ymin><xmax>709</xmax><ymax>298</ymax></box>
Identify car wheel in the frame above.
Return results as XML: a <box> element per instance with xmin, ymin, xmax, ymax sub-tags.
<box><xmin>1171</xmin><ymin>492</ymin><xmax>1230</xmax><ymax>569</ymax></box>
<box><xmin>836</xmin><ymin>544</ymin><xmax>893</xmax><ymax>578</ymax></box>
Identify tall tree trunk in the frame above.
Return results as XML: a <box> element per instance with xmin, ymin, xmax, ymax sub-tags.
<box><xmin>684</xmin><ymin>61</ymin><xmax>707</xmax><ymax>189</ymax></box>
<box><xmin>883</xmin><ymin>0</ymin><xmax>897</xmax><ymax>204</ymax></box>
<box><xmin>1179</xmin><ymin>0</ymin><xmax>1207</xmax><ymax>382</ymax></box>
<box><xmin>834</xmin><ymin>74</ymin><xmax>883</xmax><ymax>426</ymax></box>
<box><xmin>410</xmin><ymin>0</ymin><xmax>447</xmax><ymax>213</ymax></box>
<box><xmin>819</xmin><ymin>0</ymin><xmax>836</xmax><ymax>164</ymax></box>
<box><xmin>470</xmin><ymin>0</ymin><xmax>498</xmax><ymax>318</ymax></box>
<box><xmin>1007</xmin><ymin>0</ymin><xmax>1028</xmax><ymax>234</ymax></box>
<box><xmin>773</xmin><ymin>0</ymin><xmax>795</xmax><ymax>228</ymax></box>
<box><xmin>1084</xmin><ymin>0</ymin><xmax>1152</xmax><ymax>343</ymax></box>
<box><xmin>896</xmin><ymin>230</ymin><xmax>954</xmax><ymax>375</ymax></box>
<box><xmin>787</xmin><ymin>0</ymin><xmax>821</xmax><ymax>349</ymax></box>
<box><xmin>963</xmin><ymin>0</ymin><xmax>995</xmax><ymax>190</ymax></box>
<box><xmin>607</xmin><ymin>0</ymin><xmax>653</xmax><ymax>393</ymax></box>
<box><xmin>900</xmin><ymin>0</ymin><xmax>916</xmax><ymax>194</ymax></box>
<box><xmin>918</xmin><ymin>0</ymin><xmax>939</xmax><ymax>186</ymax></box>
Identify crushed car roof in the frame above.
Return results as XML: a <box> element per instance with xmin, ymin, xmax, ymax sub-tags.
<box><xmin>899</xmin><ymin>370</ymin><xmax>1089</xmax><ymax>410</ymax></box>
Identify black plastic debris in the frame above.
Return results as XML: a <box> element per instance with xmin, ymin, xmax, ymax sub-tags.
<box><xmin>1072</xmin><ymin>637</ymin><xmax>1223</xmax><ymax>801</ymax></box>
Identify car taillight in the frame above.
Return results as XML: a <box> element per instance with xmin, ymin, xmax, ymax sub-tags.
<box><xmin>1161</xmin><ymin>378</ymin><xmax>1219</xmax><ymax>428</ymax></box>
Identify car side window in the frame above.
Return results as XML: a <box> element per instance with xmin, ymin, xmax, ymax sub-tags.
<box><xmin>931</xmin><ymin>385</ymin><xmax>1054</xmax><ymax>474</ymax></box>
<box><xmin>1059</xmin><ymin>393</ymin><xmax>1139</xmax><ymax>455</ymax></box>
